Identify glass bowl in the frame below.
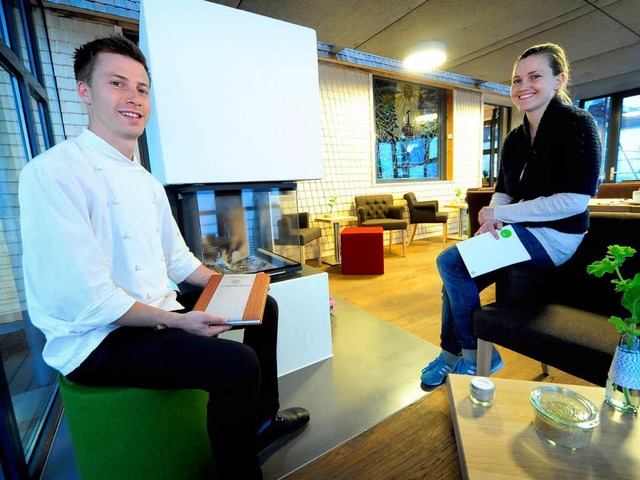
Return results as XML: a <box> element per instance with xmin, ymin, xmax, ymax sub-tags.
<box><xmin>530</xmin><ymin>385</ymin><xmax>600</xmax><ymax>449</ymax></box>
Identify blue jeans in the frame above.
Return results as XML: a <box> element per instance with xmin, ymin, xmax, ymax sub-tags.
<box><xmin>435</xmin><ymin>225</ymin><xmax>553</xmax><ymax>355</ymax></box>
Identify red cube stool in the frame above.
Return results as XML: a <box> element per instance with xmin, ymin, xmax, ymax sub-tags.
<box><xmin>341</xmin><ymin>226</ymin><xmax>384</xmax><ymax>275</ymax></box>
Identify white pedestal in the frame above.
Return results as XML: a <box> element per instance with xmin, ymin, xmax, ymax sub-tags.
<box><xmin>220</xmin><ymin>265</ymin><xmax>333</xmax><ymax>376</ymax></box>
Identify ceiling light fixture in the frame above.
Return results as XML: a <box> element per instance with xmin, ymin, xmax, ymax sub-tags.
<box><xmin>404</xmin><ymin>41</ymin><xmax>446</xmax><ymax>72</ymax></box>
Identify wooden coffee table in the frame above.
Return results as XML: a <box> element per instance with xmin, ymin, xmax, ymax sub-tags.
<box><xmin>447</xmin><ymin>374</ymin><xmax>640</xmax><ymax>479</ymax></box>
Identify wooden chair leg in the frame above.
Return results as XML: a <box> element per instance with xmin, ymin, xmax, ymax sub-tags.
<box><xmin>401</xmin><ymin>229</ymin><xmax>406</xmax><ymax>256</ymax></box>
<box><xmin>408</xmin><ymin>224</ymin><xmax>417</xmax><ymax>245</ymax></box>
<box><xmin>300</xmin><ymin>245</ymin><xmax>307</xmax><ymax>265</ymax></box>
<box><xmin>442</xmin><ymin>222</ymin><xmax>448</xmax><ymax>248</ymax></box>
<box><xmin>388</xmin><ymin>231</ymin><xmax>392</xmax><ymax>251</ymax></box>
<box><xmin>316</xmin><ymin>238</ymin><xmax>322</xmax><ymax>266</ymax></box>
<box><xmin>477</xmin><ymin>339</ymin><xmax>493</xmax><ymax>376</ymax></box>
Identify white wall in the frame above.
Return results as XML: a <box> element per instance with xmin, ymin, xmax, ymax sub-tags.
<box><xmin>139</xmin><ymin>0</ymin><xmax>323</xmax><ymax>185</ymax></box>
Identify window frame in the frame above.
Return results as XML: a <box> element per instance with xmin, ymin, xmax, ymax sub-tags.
<box><xmin>0</xmin><ymin>1</ymin><xmax>64</xmax><ymax>478</ymax></box>
<box><xmin>579</xmin><ymin>87</ymin><xmax>640</xmax><ymax>184</ymax></box>
<box><xmin>372</xmin><ymin>75</ymin><xmax>449</xmax><ymax>183</ymax></box>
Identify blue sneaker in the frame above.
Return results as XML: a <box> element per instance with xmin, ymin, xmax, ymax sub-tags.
<box><xmin>421</xmin><ymin>353</ymin><xmax>457</xmax><ymax>386</ymax></box>
<box><xmin>452</xmin><ymin>351</ymin><xmax>504</xmax><ymax>376</ymax></box>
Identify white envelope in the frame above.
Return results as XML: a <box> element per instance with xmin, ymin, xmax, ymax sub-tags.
<box><xmin>455</xmin><ymin>225</ymin><xmax>531</xmax><ymax>278</ymax></box>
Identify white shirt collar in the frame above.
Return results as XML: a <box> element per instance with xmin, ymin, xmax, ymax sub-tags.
<box><xmin>78</xmin><ymin>129</ymin><xmax>145</xmax><ymax>171</ymax></box>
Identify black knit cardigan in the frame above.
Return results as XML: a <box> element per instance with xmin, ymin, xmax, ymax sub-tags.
<box><xmin>495</xmin><ymin>97</ymin><xmax>602</xmax><ymax>233</ymax></box>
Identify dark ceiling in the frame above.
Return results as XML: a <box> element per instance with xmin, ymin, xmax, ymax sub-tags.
<box><xmin>215</xmin><ymin>0</ymin><xmax>640</xmax><ymax>100</ymax></box>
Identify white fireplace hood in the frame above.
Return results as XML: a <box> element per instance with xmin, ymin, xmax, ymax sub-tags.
<box><xmin>139</xmin><ymin>0</ymin><xmax>323</xmax><ymax>185</ymax></box>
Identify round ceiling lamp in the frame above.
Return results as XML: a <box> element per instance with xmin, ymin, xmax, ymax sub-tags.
<box><xmin>404</xmin><ymin>41</ymin><xmax>446</xmax><ymax>72</ymax></box>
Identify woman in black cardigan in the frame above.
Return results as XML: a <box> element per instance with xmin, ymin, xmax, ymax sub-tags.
<box><xmin>420</xmin><ymin>43</ymin><xmax>602</xmax><ymax>387</ymax></box>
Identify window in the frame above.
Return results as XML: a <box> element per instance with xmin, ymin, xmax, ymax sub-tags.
<box><xmin>373</xmin><ymin>77</ymin><xmax>446</xmax><ymax>182</ymax></box>
<box><xmin>1</xmin><ymin>1</ymin><xmax>65</xmax><ymax>477</ymax></box>
<box><xmin>581</xmin><ymin>89</ymin><xmax>640</xmax><ymax>185</ymax></box>
<box><xmin>482</xmin><ymin>104</ymin><xmax>510</xmax><ymax>188</ymax></box>
<box><xmin>618</xmin><ymin>94</ymin><xmax>640</xmax><ymax>181</ymax></box>
<box><xmin>582</xmin><ymin>97</ymin><xmax>611</xmax><ymax>185</ymax></box>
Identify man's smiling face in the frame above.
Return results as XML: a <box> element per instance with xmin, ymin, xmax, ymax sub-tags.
<box><xmin>77</xmin><ymin>52</ymin><xmax>151</xmax><ymax>157</ymax></box>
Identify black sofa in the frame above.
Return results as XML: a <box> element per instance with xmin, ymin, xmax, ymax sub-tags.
<box><xmin>473</xmin><ymin>212</ymin><xmax>640</xmax><ymax>386</ymax></box>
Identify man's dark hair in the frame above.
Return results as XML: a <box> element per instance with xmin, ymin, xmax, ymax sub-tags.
<box><xmin>74</xmin><ymin>35</ymin><xmax>150</xmax><ymax>84</ymax></box>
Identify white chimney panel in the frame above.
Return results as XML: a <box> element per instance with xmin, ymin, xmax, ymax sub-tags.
<box><xmin>139</xmin><ymin>0</ymin><xmax>323</xmax><ymax>184</ymax></box>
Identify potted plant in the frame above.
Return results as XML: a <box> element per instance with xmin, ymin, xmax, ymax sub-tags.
<box><xmin>587</xmin><ymin>245</ymin><xmax>640</xmax><ymax>414</ymax></box>
<box><xmin>454</xmin><ymin>188</ymin><xmax>463</xmax><ymax>204</ymax></box>
<box><xmin>326</xmin><ymin>195</ymin><xmax>338</xmax><ymax>217</ymax></box>
<box><xmin>482</xmin><ymin>170</ymin><xmax>490</xmax><ymax>187</ymax></box>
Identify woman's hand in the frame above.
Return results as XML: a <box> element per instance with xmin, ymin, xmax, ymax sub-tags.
<box><xmin>179</xmin><ymin>311</ymin><xmax>232</xmax><ymax>337</ymax></box>
<box><xmin>474</xmin><ymin>219</ymin><xmax>504</xmax><ymax>239</ymax></box>
<box><xmin>478</xmin><ymin>206</ymin><xmax>495</xmax><ymax>225</ymax></box>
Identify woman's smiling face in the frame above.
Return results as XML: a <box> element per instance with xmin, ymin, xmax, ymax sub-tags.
<box><xmin>510</xmin><ymin>53</ymin><xmax>565</xmax><ymax>116</ymax></box>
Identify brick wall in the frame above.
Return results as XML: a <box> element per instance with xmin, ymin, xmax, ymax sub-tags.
<box><xmin>44</xmin><ymin>12</ymin><xmax>118</xmax><ymax>137</ymax></box>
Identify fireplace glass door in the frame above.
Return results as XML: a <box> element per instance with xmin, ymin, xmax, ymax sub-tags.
<box><xmin>168</xmin><ymin>183</ymin><xmax>302</xmax><ymax>279</ymax></box>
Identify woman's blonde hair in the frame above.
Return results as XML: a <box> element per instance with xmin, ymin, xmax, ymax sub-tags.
<box><xmin>514</xmin><ymin>43</ymin><xmax>571</xmax><ymax>104</ymax></box>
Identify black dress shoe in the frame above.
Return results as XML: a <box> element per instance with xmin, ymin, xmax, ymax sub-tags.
<box><xmin>257</xmin><ymin>407</ymin><xmax>310</xmax><ymax>455</ymax></box>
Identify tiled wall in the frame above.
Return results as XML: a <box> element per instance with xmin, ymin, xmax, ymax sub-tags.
<box><xmin>40</xmin><ymin>12</ymin><xmax>487</xmax><ymax>263</ymax></box>
<box><xmin>299</xmin><ymin>63</ymin><xmax>484</xmax><ymax>260</ymax></box>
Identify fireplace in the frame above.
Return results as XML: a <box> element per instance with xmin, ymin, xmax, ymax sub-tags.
<box><xmin>167</xmin><ymin>182</ymin><xmax>303</xmax><ymax>280</ymax></box>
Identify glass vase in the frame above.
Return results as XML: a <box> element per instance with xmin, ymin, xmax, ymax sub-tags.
<box><xmin>605</xmin><ymin>333</ymin><xmax>640</xmax><ymax>414</ymax></box>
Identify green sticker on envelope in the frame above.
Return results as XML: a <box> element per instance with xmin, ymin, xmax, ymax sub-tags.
<box><xmin>500</xmin><ymin>229</ymin><xmax>512</xmax><ymax>238</ymax></box>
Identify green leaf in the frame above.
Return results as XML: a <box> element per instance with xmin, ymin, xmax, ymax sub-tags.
<box><xmin>609</xmin><ymin>316</ymin><xmax>629</xmax><ymax>334</ymax></box>
<box><xmin>586</xmin><ymin>259</ymin><xmax>616</xmax><ymax>277</ymax></box>
<box><xmin>608</xmin><ymin>245</ymin><xmax>637</xmax><ymax>259</ymax></box>
<box><xmin>589</xmin><ymin>246</ymin><xmax>639</xmax><ymax>333</ymax></box>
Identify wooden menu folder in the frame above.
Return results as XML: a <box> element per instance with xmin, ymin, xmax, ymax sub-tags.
<box><xmin>193</xmin><ymin>273</ymin><xmax>270</xmax><ymax>325</ymax></box>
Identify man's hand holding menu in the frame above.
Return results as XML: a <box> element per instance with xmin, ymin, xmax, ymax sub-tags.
<box><xmin>193</xmin><ymin>273</ymin><xmax>270</xmax><ymax>325</ymax></box>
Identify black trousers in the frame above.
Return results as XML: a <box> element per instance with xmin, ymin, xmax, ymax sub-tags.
<box><xmin>67</xmin><ymin>293</ymin><xmax>280</xmax><ymax>480</ymax></box>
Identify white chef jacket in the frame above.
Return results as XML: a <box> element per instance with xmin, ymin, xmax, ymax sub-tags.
<box><xmin>19</xmin><ymin>129</ymin><xmax>202</xmax><ymax>375</ymax></box>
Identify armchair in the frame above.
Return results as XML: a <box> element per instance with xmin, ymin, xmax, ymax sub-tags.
<box><xmin>465</xmin><ymin>187</ymin><xmax>495</xmax><ymax>237</ymax></box>
<box><xmin>355</xmin><ymin>194</ymin><xmax>408</xmax><ymax>256</ymax></box>
<box><xmin>596</xmin><ymin>181</ymin><xmax>640</xmax><ymax>199</ymax></box>
<box><xmin>277</xmin><ymin>212</ymin><xmax>322</xmax><ymax>265</ymax></box>
<box><xmin>403</xmin><ymin>192</ymin><xmax>448</xmax><ymax>247</ymax></box>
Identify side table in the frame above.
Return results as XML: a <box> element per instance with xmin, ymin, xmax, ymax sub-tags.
<box><xmin>444</xmin><ymin>203</ymin><xmax>468</xmax><ymax>239</ymax></box>
<box><xmin>314</xmin><ymin>215</ymin><xmax>358</xmax><ymax>265</ymax></box>
<box><xmin>447</xmin><ymin>374</ymin><xmax>639</xmax><ymax>479</ymax></box>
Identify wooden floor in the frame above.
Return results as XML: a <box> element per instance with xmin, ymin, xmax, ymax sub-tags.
<box><xmin>286</xmin><ymin>235</ymin><xmax>593</xmax><ymax>480</ymax></box>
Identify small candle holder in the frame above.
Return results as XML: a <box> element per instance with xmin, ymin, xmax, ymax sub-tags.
<box><xmin>469</xmin><ymin>377</ymin><xmax>496</xmax><ymax>407</ymax></box>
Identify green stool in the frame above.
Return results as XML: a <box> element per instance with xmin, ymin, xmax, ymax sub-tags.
<box><xmin>57</xmin><ymin>375</ymin><xmax>214</xmax><ymax>479</ymax></box>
